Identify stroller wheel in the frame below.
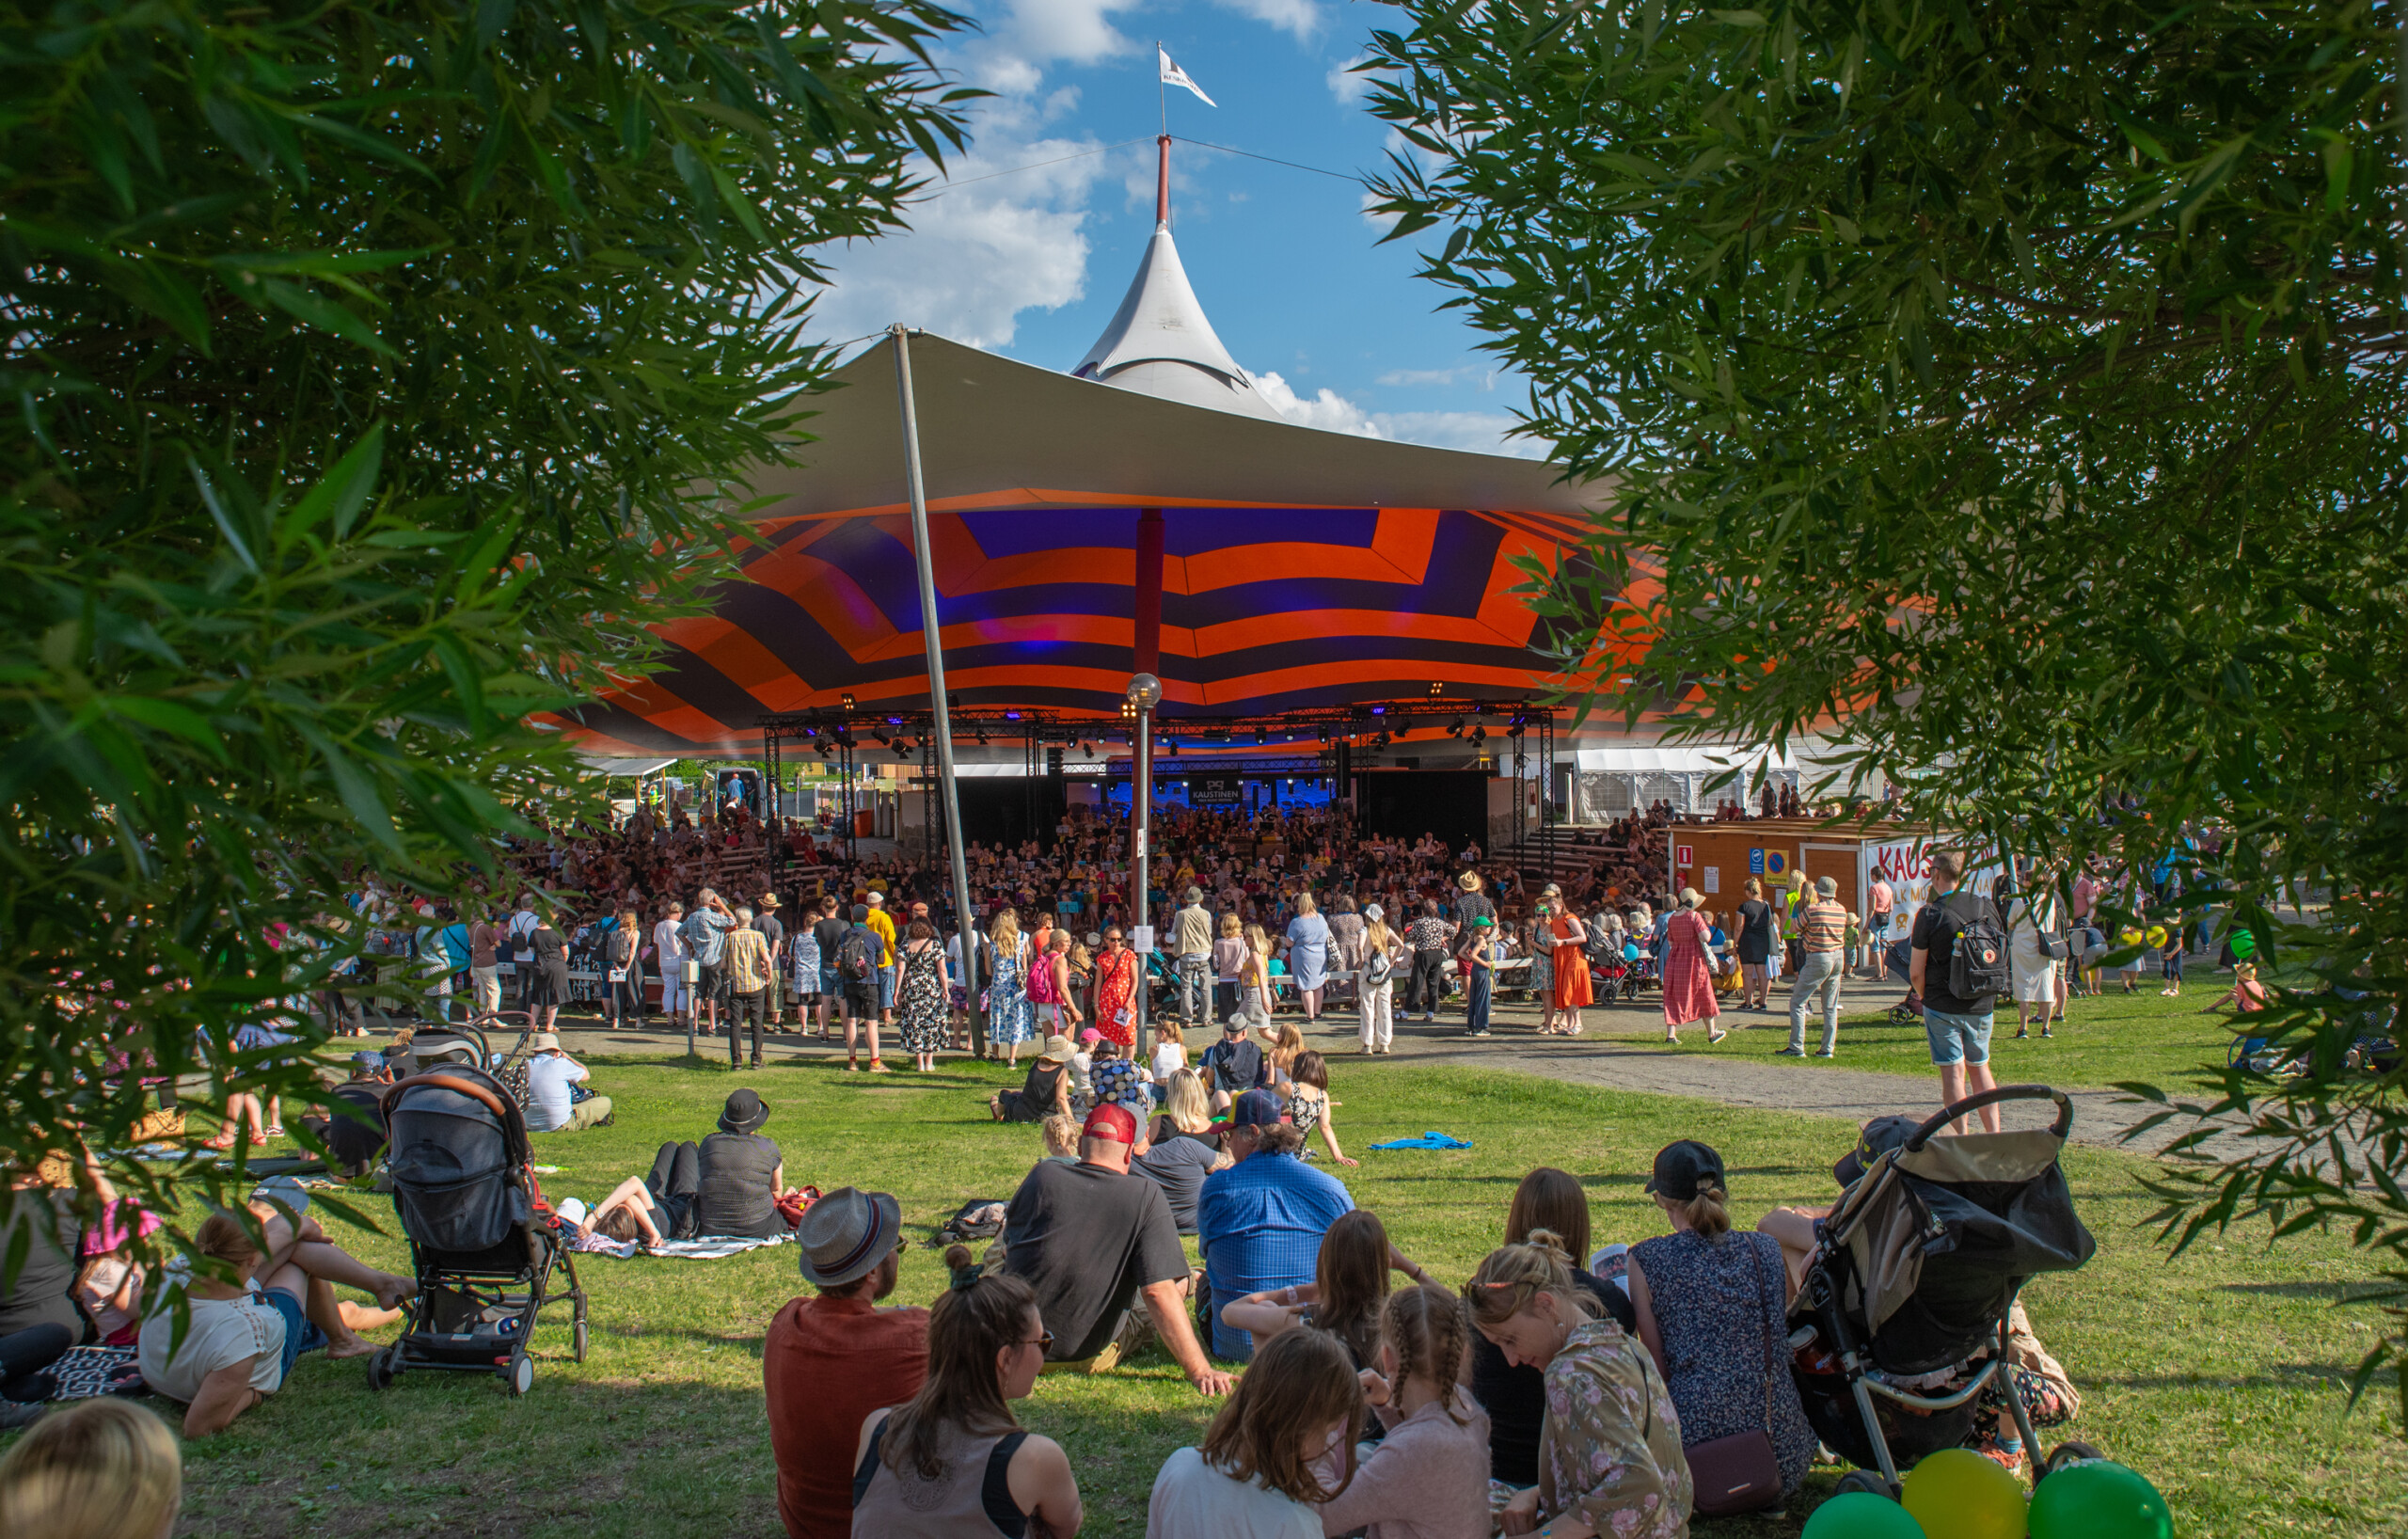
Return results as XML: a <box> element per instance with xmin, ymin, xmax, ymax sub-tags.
<box><xmin>502</xmin><ymin>1352</ymin><xmax>534</xmax><ymax>1396</ymax></box>
<box><xmin>365</xmin><ymin>1345</ymin><xmax>399</xmax><ymax>1392</ymax></box>
<box><xmin>1833</xmin><ymin>1470</ymin><xmax>1897</xmax><ymax>1499</ymax></box>
<box><xmin>2040</xmin><ymin>1441</ymin><xmax>2106</xmax><ymax>1480</ymax></box>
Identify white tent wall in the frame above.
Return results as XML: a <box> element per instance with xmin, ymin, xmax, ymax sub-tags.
<box><xmin>1565</xmin><ymin>742</ymin><xmax>1804</xmax><ymax>821</ymax></box>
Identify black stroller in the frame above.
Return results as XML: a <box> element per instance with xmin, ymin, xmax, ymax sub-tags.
<box><xmin>369</xmin><ymin>1024</ymin><xmax>586</xmax><ymax>1396</ymax></box>
<box><xmin>1788</xmin><ymin>1086</ymin><xmax>2099</xmax><ymax>1499</ymax></box>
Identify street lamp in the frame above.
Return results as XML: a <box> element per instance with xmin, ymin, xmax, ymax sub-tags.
<box><xmin>1126</xmin><ymin>673</ymin><xmax>1161</xmax><ymax>1040</ymax></box>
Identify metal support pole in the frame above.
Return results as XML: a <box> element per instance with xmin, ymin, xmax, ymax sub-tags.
<box><xmin>892</xmin><ymin>325</ymin><xmax>985</xmax><ymax>1055</ymax></box>
<box><xmin>1132</xmin><ymin>700</ymin><xmax>1152</xmax><ymax>1046</ymax></box>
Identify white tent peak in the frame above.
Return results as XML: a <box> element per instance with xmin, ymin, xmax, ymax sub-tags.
<box><xmin>1071</xmin><ymin>139</ymin><xmax>1285</xmax><ymax>421</ymax></box>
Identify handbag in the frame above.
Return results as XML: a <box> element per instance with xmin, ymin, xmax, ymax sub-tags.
<box><xmin>1684</xmin><ymin>1240</ymin><xmax>1789</xmax><ymax>1517</ymax></box>
<box><xmin>2042</xmin><ymin>930</ymin><xmax>2071</xmax><ymax>961</ymax></box>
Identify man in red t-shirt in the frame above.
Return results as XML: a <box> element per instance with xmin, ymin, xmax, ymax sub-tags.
<box><xmin>762</xmin><ymin>1187</ymin><xmax>927</xmax><ymax>1539</ymax></box>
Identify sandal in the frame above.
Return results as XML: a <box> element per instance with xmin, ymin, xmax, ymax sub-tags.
<box><xmin>265</xmin><ymin>1124</ymin><xmax>285</xmax><ymax>1137</ymax></box>
<box><xmin>867</xmin><ymin>1059</ymin><xmax>891</xmax><ymax>1074</ymax></box>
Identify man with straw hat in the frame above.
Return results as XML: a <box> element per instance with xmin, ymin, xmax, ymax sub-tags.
<box><xmin>763</xmin><ymin>1186</ymin><xmax>926</xmax><ymax>1539</ymax></box>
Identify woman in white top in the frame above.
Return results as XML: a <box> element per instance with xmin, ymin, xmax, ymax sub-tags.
<box><xmin>137</xmin><ymin>1196</ymin><xmax>413</xmax><ymax>1437</ymax></box>
<box><xmin>2007</xmin><ymin>884</ymin><xmax>2065</xmax><ymax>1039</ymax></box>
<box><xmin>1147</xmin><ymin>1327</ymin><xmax>1362</xmax><ymax>1539</ymax></box>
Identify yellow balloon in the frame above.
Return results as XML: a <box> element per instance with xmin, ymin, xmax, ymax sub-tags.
<box><xmin>1902</xmin><ymin>1448</ymin><xmax>2028</xmax><ymax>1539</ymax></box>
<box><xmin>2145</xmin><ymin>925</ymin><xmax>2168</xmax><ymax>949</ymax></box>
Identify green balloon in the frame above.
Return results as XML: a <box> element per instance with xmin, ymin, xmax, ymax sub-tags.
<box><xmin>1804</xmin><ymin>1491</ymin><xmax>1929</xmax><ymax>1539</ymax></box>
<box><xmin>2227</xmin><ymin>928</ymin><xmax>2256</xmax><ymax>960</ymax></box>
<box><xmin>2028</xmin><ymin>1461</ymin><xmax>2173</xmax><ymax>1539</ymax></box>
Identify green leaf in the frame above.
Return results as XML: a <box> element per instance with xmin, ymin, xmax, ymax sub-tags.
<box><xmin>290</xmin><ymin>424</ymin><xmax>387</xmax><ymax>540</ymax></box>
<box><xmin>253</xmin><ymin>278</ymin><xmax>397</xmax><ymax>357</ymax></box>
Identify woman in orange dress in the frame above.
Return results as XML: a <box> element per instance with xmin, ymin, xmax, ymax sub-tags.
<box><xmin>1545</xmin><ymin>894</ymin><xmax>1595</xmax><ymax>1035</ymax></box>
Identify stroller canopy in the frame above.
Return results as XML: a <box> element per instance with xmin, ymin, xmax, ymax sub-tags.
<box><xmin>1834</xmin><ymin>1116</ymin><xmax>2095</xmax><ymax>1374</ymax></box>
<box><xmin>384</xmin><ymin>1070</ymin><xmax>535</xmax><ymax>1257</ymax></box>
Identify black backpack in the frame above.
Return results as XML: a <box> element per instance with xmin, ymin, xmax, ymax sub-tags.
<box><xmin>836</xmin><ymin>927</ymin><xmax>878</xmax><ymax>983</ymax></box>
<box><xmin>1944</xmin><ymin>894</ymin><xmax>2013</xmax><ymax>1000</ymax></box>
<box><xmin>1209</xmin><ymin>1039</ymin><xmax>1261</xmax><ymax>1093</ymax></box>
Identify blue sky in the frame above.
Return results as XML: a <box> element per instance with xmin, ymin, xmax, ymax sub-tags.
<box><xmin>805</xmin><ymin>0</ymin><xmax>1545</xmax><ymax>457</ymax></box>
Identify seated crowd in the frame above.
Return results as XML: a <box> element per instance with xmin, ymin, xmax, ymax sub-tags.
<box><xmin>1</xmin><ymin>1081</ymin><xmax>2081</xmax><ymax>1539</ymax></box>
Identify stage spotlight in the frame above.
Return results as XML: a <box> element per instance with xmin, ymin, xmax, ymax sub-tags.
<box><xmin>872</xmin><ymin>729</ymin><xmax>891</xmax><ymax>746</ymax></box>
<box><xmin>1448</xmin><ymin>718</ymin><xmax>1464</xmax><ymax>737</ymax></box>
<box><xmin>1255</xmin><ymin>728</ymin><xmax>1267</xmax><ymax>745</ymax></box>
<box><xmin>1507</xmin><ymin>722</ymin><xmax>1525</xmax><ymax>738</ymax></box>
<box><xmin>839</xmin><ymin>692</ymin><xmax>856</xmax><ymax>710</ymax></box>
<box><xmin>975</xmin><ymin>729</ymin><xmax>989</xmax><ymax>745</ymax></box>
<box><xmin>1470</xmin><ymin>725</ymin><xmax>1487</xmax><ymax>744</ymax></box>
<box><xmin>1079</xmin><ymin>741</ymin><xmax>1093</xmax><ymax>755</ymax></box>
<box><xmin>1429</xmin><ymin>681</ymin><xmax>1444</xmax><ymax>697</ymax></box>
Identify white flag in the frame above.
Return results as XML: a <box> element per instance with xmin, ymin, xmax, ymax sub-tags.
<box><xmin>1158</xmin><ymin>45</ymin><xmax>1216</xmax><ymax>107</ymax></box>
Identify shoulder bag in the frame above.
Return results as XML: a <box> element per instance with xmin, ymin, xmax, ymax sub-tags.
<box><xmin>1683</xmin><ymin>1238</ymin><xmax>1789</xmax><ymax>1516</ymax></box>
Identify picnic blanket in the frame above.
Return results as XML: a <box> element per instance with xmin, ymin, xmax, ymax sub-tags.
<box><xmin>573</xmin><ymin>1231</ymin><xmax>797</xmax><ymax>1261</ymax></box>
<box><xmin>1369</xmin><ymin>1131</ymin><xmax>1474</xmax><ymax>1150</ymax></box>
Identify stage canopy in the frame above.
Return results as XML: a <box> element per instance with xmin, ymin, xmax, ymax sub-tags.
<box><xmin>555</xmin><ymin>170</ymin><xmax>1617</xmax><ymax>760</ymax></box>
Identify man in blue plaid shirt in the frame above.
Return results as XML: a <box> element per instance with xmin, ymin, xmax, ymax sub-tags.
<box><xmin>1195</xmin><ymin>1089</ymin><xmax>1354</xmax><ymax>1360</ymax></box>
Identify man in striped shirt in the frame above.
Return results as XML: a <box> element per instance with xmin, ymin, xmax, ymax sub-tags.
<box><xmin>1780</xmin><ymin>876</ymin><xmax>1854</xmax><ymax>1057</ymax></box>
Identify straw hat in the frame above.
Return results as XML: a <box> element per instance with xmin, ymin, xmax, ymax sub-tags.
<box><xmin>1038</xmin><ymin>1034</ymin><xmax>1077</xmax><ymax>1064</ymax></box>
<box><xmin>1679</xmin><ymin>887</ymin><xmax>1704</xmax><ymax>909</ymax></box>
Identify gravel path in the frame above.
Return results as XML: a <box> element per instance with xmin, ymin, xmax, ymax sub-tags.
<box><xmin>548</xmin><ymin>992</ymin><xmax>2188</xmax><ymax>1154</ymax></box>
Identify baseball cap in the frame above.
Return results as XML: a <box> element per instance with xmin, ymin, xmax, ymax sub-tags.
<box><xmin>1082</xmin><ymin>1103</ymin><xmax>1138</xmax><ymax>1145</ymax></box>
<box><xmin>1229</xmin><ymin>1088</ymin><xmax>1287</xmax><ymax>1129</ymax></box>
<box><xmin>1833</xmin><ymin>1115</ymin><xmax>1922</xmax><ymax>1187</ymax></box>
<box><xmin>1643</xmin><ymin>1140</ymin><xmax>1725</xmax><ymax>1201</ymax></box>
<box><xmin>1473</xmin><ymin>914</ymin><xmax>1495</xmax><ymax>928</ymax></box>
<box><xmin>1078</xmin><ymin>1027</ymin><xmax>1101</xmax><ymax>1045</ymax></box>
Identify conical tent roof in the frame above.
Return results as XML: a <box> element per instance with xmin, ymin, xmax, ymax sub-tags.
<box><xmin>1072</xmin><ymin>221</ymin><xmax>1285</xmax><ymax>421</ymax></box>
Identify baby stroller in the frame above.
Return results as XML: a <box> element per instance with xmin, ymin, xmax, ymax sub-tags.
<box><xmin>1788</xmin><ymin>1086</ymin><xmax>2098</xmax><ymax>1499</ymax></box>
<box><xmin>370</xmin><ymin>1024</ymin><xmax>586</xmax><ymax>1396</ymax></box>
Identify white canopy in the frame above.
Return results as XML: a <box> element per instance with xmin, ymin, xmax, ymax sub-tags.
<box><xmin>576</xmin><ymin>754</ymin><xmax>676</xmax><ymax>776</ymax></box>
<box><xmin>1572</xmin><ymin>744</ymin><xmax>1798</xmax><ymax>774</ymax></box>
<box><xmin>739</xmin><ymin>334</ymin><xmax>1592</xmax><ymax>520</ymax></box>
<box><xmin>1071</xmin><ymin>224</ymin><xmax>1283</xmax><ymax>421</ymax></box>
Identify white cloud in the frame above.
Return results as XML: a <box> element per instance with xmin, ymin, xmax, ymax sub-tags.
<box><xmin>1377</xmin><ymin>365</ymin><xmax>1471</xmax><ymax>387</ymax></box>
<box><xmin>1325</xmin><ymin>52</ymin><xmax>1371</xmax><ymax>105</ymax></box>
<box><xmin>1358</xmin><ymin>188</ymin><xmax>1400</xmax><ymax>233</ymax></box>
<box><xmin>807</xmin><ymin>86</ymin><xmax>1128</xmax><ymax>347</ymax></box>
<box><xmin>1254</xmin><ymin>371</ymin><xmax>1545</xmax><ymax>458</ymax></box>
<box><xmin>1213</xmin><ymin>0</ymin><xmax>1324</xmax><ymax>41</ymax></box>
<box><xmin>993</xmin><ymin>0</ymin><xmax>1140</xmax><ymax>66</ymax></box>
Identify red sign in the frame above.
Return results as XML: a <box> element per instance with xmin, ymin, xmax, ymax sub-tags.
<box><xmin>1675</xmin><ymin>844</ymin><xmax>1694</xmax><ymax>866</ymax></box>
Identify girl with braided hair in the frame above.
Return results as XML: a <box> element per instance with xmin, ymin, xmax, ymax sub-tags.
<box><xmin>1313</xmin><ymin>1281</ymin><xmax>1494</xmax><ymax>1539</ymax></box>
<box><xmin>850</xmin><ymin>1245</ymin><xmax>1084</xmax><ymax>1538</ymax></box>
<box><xmin>1467</xmin><ymin>1231</ymin><xmax>1692</xmax><ymax>1539</ymax></box>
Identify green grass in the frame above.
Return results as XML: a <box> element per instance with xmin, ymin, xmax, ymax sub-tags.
<box><xmin>55</xmin><ymin>1053</ymin><xmax>2408</xmax><ymax>1537</ymax></box>
<box><xmin>1529</xmin><ymin>975</ymin><xmax>2259</xmax><ymax>1091</ymax></box>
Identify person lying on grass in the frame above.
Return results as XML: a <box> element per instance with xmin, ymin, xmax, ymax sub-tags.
<box><xmin>137</xmin><ymin>1182</ymin><xmax>415</xmax><ymax>1437</ymax></box>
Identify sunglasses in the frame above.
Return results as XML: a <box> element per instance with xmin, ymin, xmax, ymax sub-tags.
<box><xmin>1021</xmin><ymin>1329</ymin><xmax>1056</xmax><ymax>1352</ymax></box>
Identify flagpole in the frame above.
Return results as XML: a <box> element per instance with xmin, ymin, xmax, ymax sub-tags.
<box><xmin>1158</xmin><ymin>40</ymin><xmax>1166</xmax><ymax>135</ymax></box>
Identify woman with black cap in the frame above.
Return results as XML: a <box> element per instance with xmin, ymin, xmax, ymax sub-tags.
<box><xmin>1624</xmin><ymin>1140</ymin><xmax>1816</xmax><ymax>1503</ymax></box>
<box><xmin>849</xmin><ymin>1246</ymin><xmax>1083</xmax><ymax>1538</ymax></box>
<box><xmin>697</xmin><ymin>1089</ymin><xmax>790</xmax><ymax>1239</ymax></box>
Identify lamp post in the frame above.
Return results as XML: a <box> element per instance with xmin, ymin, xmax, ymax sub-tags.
<box><xmin>1126</xmin><ymin>673</ymin><xmax>1161</xmax><ymax>1046</ymax></box>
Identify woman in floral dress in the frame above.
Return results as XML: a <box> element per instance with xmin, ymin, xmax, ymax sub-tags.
<box><xmin>987</xmin><ymin>911</ymin><xmax>1037</xmax><ymax>1066</ymax></box>
<box><xmin>1468</xmin><ymin>1232</ymin><xmax>1693</xmax><ymax>1539</ymax></box>
<box><xmin>1658</xmin><ymin>890</ymin><xmax>1729</xmax><ymax>1046</ymax></box>
<box><xmin>894</xmin><ymin>920</ymin><xmax>950</xmax><ymax>1071</ymax></box>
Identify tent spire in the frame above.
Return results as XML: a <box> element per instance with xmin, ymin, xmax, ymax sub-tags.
<box><xmin>1155</xmin><ymin>134</ymin><xmax>1170</xmax><ymax>229</ymax></box>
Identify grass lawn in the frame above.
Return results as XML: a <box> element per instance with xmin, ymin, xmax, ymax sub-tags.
<box><xmin>1530</xmin><ymin>975</ymin><xmax>2258</xmax><ymax>1093</ymax></box>
<box><xmin>75</xmin><ymin>1051</ymin><xmax>2408</xmax><ymax>1538</ymax></box>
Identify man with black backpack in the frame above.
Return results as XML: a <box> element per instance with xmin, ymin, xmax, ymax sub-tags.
<box><xmin>833</xmin><ymin>903</ymin><xmax>887</xmax><ymax>1072</ymax></box>
<box><xmin>1909</xmin><ymin>849</ymin><xmax>2013</xmax><ymax>1133</ymax></box>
